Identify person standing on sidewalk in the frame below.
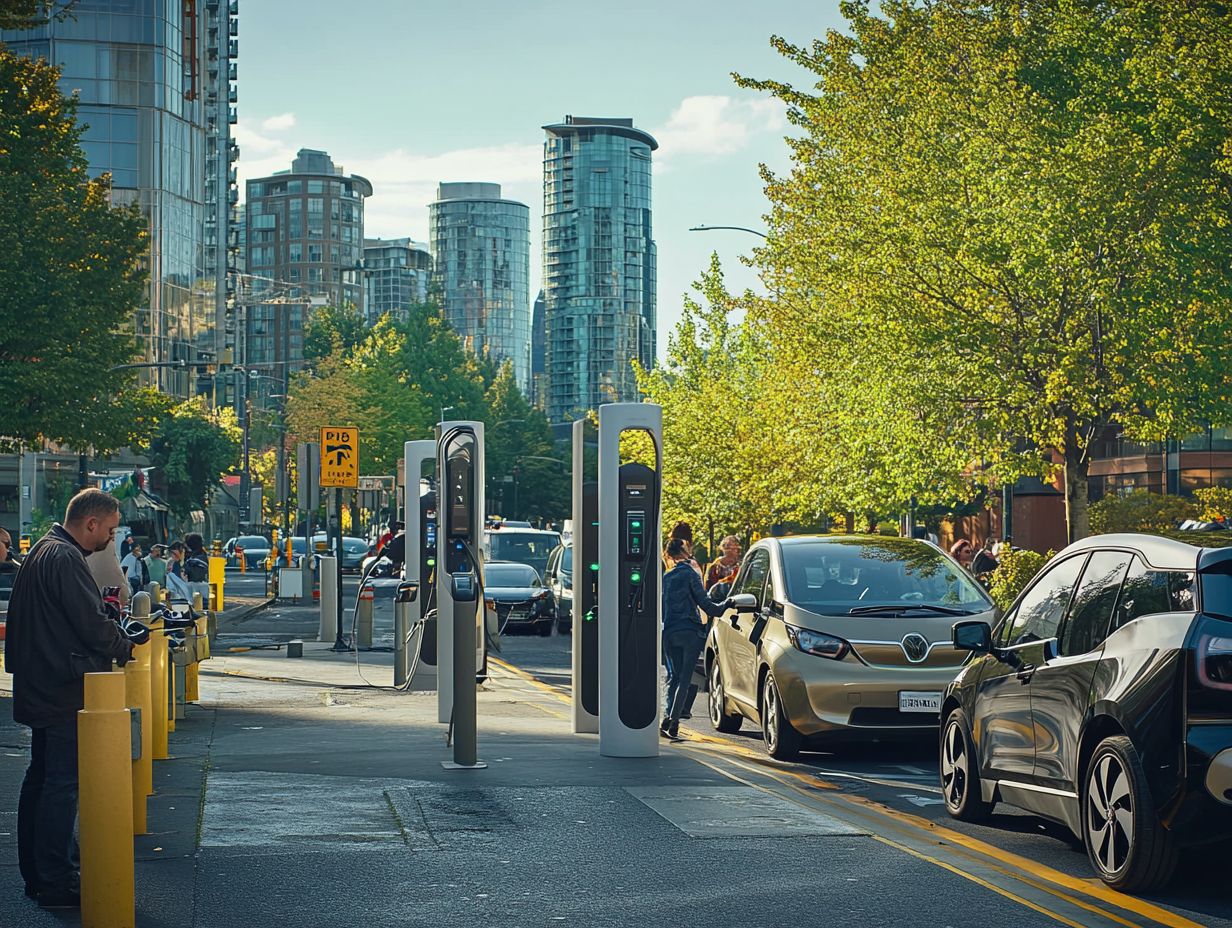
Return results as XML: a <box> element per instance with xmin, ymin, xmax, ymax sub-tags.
<box><xmin>144</xmin><ymin>544</ymin><xmax>168</xmax><ymax>588</ymax></box>
<box><xmin>660</xmin><ymin>538</ymin><xmax>730</xmax><ymax>741</ymax></box>
<box><xmin>119</xmin><ymin>540</ymin><xmax>147</xmax><ymax>597</ymax></box>
<box><xmin>4</xmin><ymin>488</ymin><xmax>134</xmax><ymax>909</ymax></box>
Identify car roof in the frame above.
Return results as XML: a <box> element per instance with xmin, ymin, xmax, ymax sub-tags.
<box><xmin>1059</xmin><ymin>533</ymin><xmax>1206</xmax><ymax>571</ymax></box>
<box><xmin>486</xmin><ymin>527</ymin><xmax>559</xmax><ymax>536</ymax></box>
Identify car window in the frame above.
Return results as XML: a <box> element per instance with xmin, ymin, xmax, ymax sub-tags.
<box><xmin>1115</xmin><ymin>557</ymin><xmax>1196</xmax><ymax>630</ymax></box>
<box><xmin>1059</xmin><ymin>551</ymin><xmax>1133</xmax><ymax>656</ymax></box>
<box><xmin>1004</xmin><ymin>555</ymin><xmax>1086</xmax><ymax>647</ymax></box>
<box><xmin>734</xmin><ymin>550</ymin><xmax>770</xmax><ymax>606</ymax></box>
<box><xmin>485</xmin><ymin>564</ymin><xmax>539</xmax><ymax>586</ymax></box>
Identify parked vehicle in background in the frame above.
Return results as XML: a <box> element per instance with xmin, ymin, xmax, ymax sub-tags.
<box><xmin>482</xmin><ymin>525</ymin><xmax>561</xmax><ymax>580</ymax></box>
<box><xmin>483</xmin><ymin>561</ymin><xmax>555</xmax><ymax>636</ymax></box>
<box><xmin>225</xmin><ymin>534</ymin><xmax>271</xmax><ymax>569</ymax></box>
<box><xmin>942</xmin><ymin>532</ymin><xmax>1232</xmax><ymax>893</ymax></box>
<box><xmin>286</xmin><ymin>534</ymin><xmax>368</xmax><ymax>571</ymax></box>
<box><xmin>706</xmin><ymin>535</ymin><xmax>993</xmax><ymax>760</ymax></box>
<box><xmin>544</xmin><ymin>542</ymin><xmax>573</xmax><ymax>633</ymax></box>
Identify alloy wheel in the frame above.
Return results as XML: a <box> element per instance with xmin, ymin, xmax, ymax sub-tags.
<box><xmin>709</xmin><ymin>661</ymin><xmax>724</xmax><ymax>728</ymax></box>
<box><xmin>763</xmin><ymin>675</ymin><xmax>780</xmax><ymax>753</ymax></box>
<box><xmin>1087</xmin><ymin>753</ymin><xmax>1134</xmax><ymax>876</ymax></box>
<box><xmin>941</xmin><ymin>719</ymin><xmax>967</xmax><ymax>810</ymax></box>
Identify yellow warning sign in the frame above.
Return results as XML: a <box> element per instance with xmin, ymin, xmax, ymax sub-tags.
<box><xmin>319</xmin><ymin>427</ymin><xmax>359</xmax><ymax>488</ymax></box>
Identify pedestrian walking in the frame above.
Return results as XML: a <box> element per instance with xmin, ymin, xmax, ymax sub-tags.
<box><xmin>120</xmin><ymin>540</ymin><xmax>147</xmax><ymax>597</ymax></box>
<box><xmin>660</xmin><ymin>538</ymin><xmax>730</xmax><ymax>741</ymax></box>
<box><xmin>667</xmin><ymin>521</ymin><xmax>703</xmax><ymax>576</ymax></box>
<box><xmin>4</xmin><ymin>488</ymin><xmax>134</xmax><ymax>910</ymax></box>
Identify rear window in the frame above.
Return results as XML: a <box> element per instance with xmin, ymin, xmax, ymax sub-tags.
<box><xmin>237</xmin><ymin>536</ymin><xmax>268</xmax><ymax>548</ymax></box>
<box><xmin>1200</xmin><ymin>563</ymin><xmax>1232</xmax><ymax>620</ymax></box>
<box><xmin>782</xmin><ymin>538</ymin><xmax>991</xmax><ymax>613</ymax></box>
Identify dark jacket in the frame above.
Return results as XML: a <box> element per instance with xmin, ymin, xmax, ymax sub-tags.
<box><xmin>662</xmin><ymin>560</ymin><xmax>728</xmax><ymax>639</ymax></box>
<box><xmin>4</xmin><ymin>525</ymin><xmax>133</xmax><ymax>727</ymax></box>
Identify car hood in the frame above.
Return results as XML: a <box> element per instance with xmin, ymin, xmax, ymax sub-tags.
<box><xmin>783</xmin><ymin>602</ymin><xmax>993</xmax><ymax>669</ymax></box>
<box><xmin>486</xmin><ymin>586</ymin><xmax>543</xmax><ymax>601</ymax></box>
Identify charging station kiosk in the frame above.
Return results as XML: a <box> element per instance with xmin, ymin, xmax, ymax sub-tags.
<box><xmin>571</xmin><ymin>418</ymin><xmax>600</xmax><ymax>734</ymax></box>
<box><xmin>435</xmin><ymin>421</ymin><xmax>485</xmax><ymax>732</ymax></box>
<box><xmin>597</xmin><ymin>403</ymin><xmax>662</xmax><ymax>758</ymax></box>
<box><xmin>401</xmin><ymin>439</ymin><xmax>437</xmax><ymax>690</ymax></box>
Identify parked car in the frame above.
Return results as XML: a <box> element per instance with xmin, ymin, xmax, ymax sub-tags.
<box><xmin>941</xmin><ymin>532</ymin><xmax>1232</xmax><ymax>892</ymax></box>
<box><xmin>225</xmin><ymin>534</ymin><xmax>271</xmax><ymax>569</ymax></box>
<box><xmin>706</xmin><ymin>535</ymin><xmax>993</xmax><ymax>760</ymax></box>
<box><xmin>482</xmin><ymin>526</ymin><xmax>561</xmax><ymax>580</ymax></box>
<box><xmin>285</xmin><ymin>534</ymin><xmax>367</xmax><ymax>572</ymax></box>
<box><xmin>483</xmin><ymin>561</ymin><xmax>555</xmax><ymax>636</ymax></box>
<box><xmin>544</xmin><ymin>542</ymin><xmax>573</xmax><ymax>633</ymax></box>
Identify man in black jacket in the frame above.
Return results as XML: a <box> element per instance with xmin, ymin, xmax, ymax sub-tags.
<box><xmin>5</xmin><ymin>488</ymin><xmax>134</xmax><ymax>909</ymax></box>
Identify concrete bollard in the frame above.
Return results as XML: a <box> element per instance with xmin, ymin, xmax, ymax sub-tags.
<box><xmin>149</xmin><ymin>612</ymin><xmax>169</xmax><ymax>759</ymax></box>
<box><xmin>356</xmin><ymin>582</ymin><xmax>374</xmax><ymax>649</ymax></box>
<box><xmin>123</xmin><ymin>593</ymin><xmax>152</xmax><ymax>832</ymax></box>
<box><xmin>318</xmin><ymin>556</ymin><xmax>338</xmax><ymax>643</ymax></box>
<box><xmin>78</xmin><ymin>672</ymin><xmax>135</xmax><ymax>928</ymax></box>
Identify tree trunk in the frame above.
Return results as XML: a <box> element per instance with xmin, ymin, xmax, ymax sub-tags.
<box><xmin>1064</xmin><ymin>449</ymin><xmax>1091</xmax><ymax>543</ymax></box>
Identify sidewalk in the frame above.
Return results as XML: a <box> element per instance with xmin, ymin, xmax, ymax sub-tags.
<box><xmin>0</xmin><ymin>642</ymin><xmax>1042</xmax><ymax>927</ymax></box>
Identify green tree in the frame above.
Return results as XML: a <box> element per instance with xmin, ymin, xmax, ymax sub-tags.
<box><xmin>302</xmin><ymin>302</ymin><xmax>368</xmax><ymax>364</ymax></box>
<box><xmin>0</xmin><ymin>43</ymin><xmax>164</xmax><ymax>453</ymax></box>
<box><xmin>0</xmin><ymin>0</ymin><xmax>70</xmax><ymax>30</ymax></box>
<box><xmin>147</xmin><ymin>399</ymin><xmax>241</xmax><ymax>516</ymax></box>
<box><xmin>737</xmin><ymin>1</ymin><xmax>1232</xmax><ymax>541</ymax></box>
<box><xmin>484</xmin><ymin>362</ymin><xmax>566</xmax><ymax>522</ymax></box>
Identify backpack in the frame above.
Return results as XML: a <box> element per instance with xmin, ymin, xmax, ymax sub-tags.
<box><xmin>185</xmin><ymin>555</ymin><xmax>209</xmax><ymax>583</ymax></box>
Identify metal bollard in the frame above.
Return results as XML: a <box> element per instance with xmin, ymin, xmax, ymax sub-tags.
<box><xmin>78</xmin><ymin>672</ymin><xmax>135</xmax><ymax>928</ymax></box>
<box><xmin>149</xmin><ymin>613</ymin><xmax>169</xmax><ymax>760</ymax></box>
<box><xmin>318</xmin><ymin>556</ymin><xmax>338</xmax><ymax>643</ymax></box>
<box><xmin>356</xmin><ymin>582</ymin><xmax>374</xmax><ymax>649</ymax></box>
<box><xmin>450</xmin><ymin>600</ymin><xmax>481</xmax><ymax>768</ymax></box>
<box><xmin>123</xmin><ymin>593</ymin><xmax>152</xmax><ymax>832</ymax></box>
<box><xmin>184</xmin><ymin>593</ymin><xmax>204</xmax><ymax>703</ymax></box>
<box><xmin>393</xmin><ymin>593</ymin><xmax>410</xmax><ymax>687</ymax></box>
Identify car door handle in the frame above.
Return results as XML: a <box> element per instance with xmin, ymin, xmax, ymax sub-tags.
<box><xmin>1016</xmin><ymin>664</ymin><xmax>1036</xmax><ymax>683</ymax></box>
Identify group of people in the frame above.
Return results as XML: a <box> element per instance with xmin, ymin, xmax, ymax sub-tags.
<box><xmin>949</xmin><ymin>537</ymin><xmax>1004</xmax><ymax>581</ymax></box>
<box><xmin>113</xmin><ymin>532</ymin><xmax>210</xmax><ymax>602</ymax></box>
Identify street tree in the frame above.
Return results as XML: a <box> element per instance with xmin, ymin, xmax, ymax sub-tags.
<box><xmin>484</xmin><ymin>362</ymin><xmax>566</xmax><ymax>522</ymax></box>
<box><xmin>0</xmin><ymin>42</ymin><xmax>164</xmax><ymax>453</ymax></box>
<box><xmin>736</xmin><ymin>0</ymin><xmax>1232</xmax><ymax>540</ymax></box>
<box><xmin>302</xmin><ymin>302</ymin><xmax>368</xmax><ymax>364</ymax></box>
<box><xmin>147</xmin><ymin>399</ymin><xmax>241</xmax><ymax>517</ymax></box>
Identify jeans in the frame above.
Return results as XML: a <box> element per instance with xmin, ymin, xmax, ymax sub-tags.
<box><xmin>663</xmin><ymin>630</ymin><xmax>706</xmax><ymax>723</ymax></box>
<box><xmin>18</xmin><ymin>722</ymin><xmax>80</xmax><ymax>892</ymax></box>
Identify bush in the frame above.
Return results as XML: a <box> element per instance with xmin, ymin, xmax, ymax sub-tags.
<box><xmin>1193</xmin><ymin>487</ymin><xmax>1232</xmax><ymax>523</ymax></box>
<box><xmin>1088</xmin><ymin>490</ymin><xmax>1197</xmax><ymax>535</ymax></box>
<box><xmin>988</xmin><ymin>547</ymin><xmax>1053</xmax><ymax>613</ymax></box>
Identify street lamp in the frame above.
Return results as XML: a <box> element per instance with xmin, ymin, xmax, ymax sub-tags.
<box><xmin>688</xmin><ymin>224</ymin><xmax>768</xmax><ymax>239</ymax></box>
<box><xmin>108</xmin><ymin>359</ymin><xmax>188</xmax><ymax>371</ymax></box>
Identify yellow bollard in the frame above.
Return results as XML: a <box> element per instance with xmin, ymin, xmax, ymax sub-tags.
<box><xmin>185</xmin><ymin>661</ymin><xmax>199</xmax><ymax>703</ymax></box>
<box><xmin>123</xmin><ymin>595</ymin><xmax>152</xmax><ymax>833</ymax></box>
<box><xmin>149</xmin><ymin>614</ymin><xmax>169</xmax><ymax>759</ymax></box>
<box><xmin>78</xmin><ymin>672</ymin><xmax>135</xmax><ymax>928</ymax></box>
<box><xmin>237</xmin><ymin>546</ymin><xmax>246</xmax><ymax>574</ymax></box>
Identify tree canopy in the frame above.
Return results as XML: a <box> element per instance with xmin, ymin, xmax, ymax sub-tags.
<box><xmin>147</xmin><ymin>399</ymin><xmax>241</xmax><ymax>516</ymax></box>
<box><xmin>733</xmin><ymin>0</ymin><xmax>1232</xmax><ymax>540</ymax></box>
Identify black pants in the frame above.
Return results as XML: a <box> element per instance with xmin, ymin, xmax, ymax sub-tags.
<box><xmin>18</xmin><ymin>721</ymin><xmax>79</xmax><ymax>893</ymax></box>
<box><xmin>663</xmin><ymin>630</ymin><xmax>706</xmax><ymax>723</ymax></box>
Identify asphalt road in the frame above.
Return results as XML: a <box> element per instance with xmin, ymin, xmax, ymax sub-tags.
<box><xmin>495</xmin><ymin>629</ymin><xmax>1232</xmax><ymax>928</ymax></box>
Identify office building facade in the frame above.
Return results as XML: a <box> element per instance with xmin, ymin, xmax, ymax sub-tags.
<box><xmin>363</xmin><ymin>237</ymin><xmax>431</xmax><ymax>325</ymax></box>
<box><xmin>542</xmin><ymin>115</ymin><xmax>657</xmax><ymax>422</ymax></box>
<box><xmin>530</xmin><ymin>289</ymin><xmax>546</xmax><ymax>409</ymax></box>
<box><xmin>428</xmin><ymin>182</ymin><xmax>531</xmax><ymax>391</ymax></box>
<box><xmin>2</xmin><ymin>0</ymin><xmax>240</xmax><ymax>399</ymax></box>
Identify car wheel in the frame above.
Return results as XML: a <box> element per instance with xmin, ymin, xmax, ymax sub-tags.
<box><xmin>760</xmin><ymin>670</ymin><xmax>801</xmax><ymax>760</ymax></box>
<box><xmin>708</xmin><ymin>655</ymin><xmax>742</xmax><ymax>734</ymax></box>
<box><xmin>1082</xmin><ymin>735</ymin><xmax>1178</xmax><ymax>892</ymax></box>
<box><xmin>941</xmin><ymin>708</ymin><xmax>993</xmax><ymax>823</ymax></box>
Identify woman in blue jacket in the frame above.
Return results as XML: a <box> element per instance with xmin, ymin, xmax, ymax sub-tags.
<box><xmin>660</xmin><ymin>538</ymin><xmax>731</xmax><ymax>740</ymax></box>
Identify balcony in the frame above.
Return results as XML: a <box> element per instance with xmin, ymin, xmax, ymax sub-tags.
<box><xmin>228</xmin><ymin>107</ymin><xmax>237</xmax><ymax>124</ymax></box>
<box><xmin>228</xmin><ymin>39</ymin><xmax>237</xmax><ymax>58</ymax></box>
<box><xmin>228</xmin><ymin>86</ymin><xmax>237</xmax><ymax>103</ymax></box>
<box><xmin>229</xmin><ymin>17</ymin><xmax>237</xmax><ymax>36</ymax></box>
<box><xmin>228</xmin><ymin>62</ymin><xmax>237</xmax><ymax>80</ymax></box>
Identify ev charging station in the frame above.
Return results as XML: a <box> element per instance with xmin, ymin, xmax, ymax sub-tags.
<box><xmin>571</xmin><ymin>418</ymin><xmax>599</xmax><ymax>734</ymax></box>
<box><xmin>399</xmin><ymin>439</ymin><xmax>437</xmax><ymax>690</ymax></box>
<box><xmin>435</xmin><ymin>421</ymin><xmax>486</xmax><ymax>750</ymax></box>
<box><xmin>597</xmin><ymin>403</ymin><xmax>663</xmax><ymax>758</ymax></box>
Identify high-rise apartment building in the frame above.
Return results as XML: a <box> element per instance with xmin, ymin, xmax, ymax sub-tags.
<box><xmin>428</xmin><ymin>182</ymin><xmax>531</xmax><ymax>391</ymax></box>
<box><xmin>2</xmin><ymin>0</ymin><xmax>239</xmax><ymax>399</ymax></box>
<box><xmin>244</xmin><ymin>148</ymin><xmax>372</xmax><ymax>308</ymax></box>
<box><xmin>363</xmin><ymin>237</ymin><xmax>431</xmax><ymax>325</ymax></box>
<box><xmin>542</xmin><ymin>115</ymin><xmax>657</xmax><ymax>422</ymax></box>
<box><xmin>530</xmin><ymin>290</ymin><xmax>546</xmax><ymax>409</ymax></box>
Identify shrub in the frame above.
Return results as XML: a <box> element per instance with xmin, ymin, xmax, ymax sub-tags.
<box><xmin>1193</xmin><ymin>487</ymin><xmax>1232</xmax><ymax>523</ymax></box>
<box><xmin>1088</xmin><ymin>490</ymin><xmax>1197</xmax><ymax>535</ymax></box>
<box><xmin>988</xmin><ymin>547</ymin><xmax>1053</xmax><ymax>613</ymax></box>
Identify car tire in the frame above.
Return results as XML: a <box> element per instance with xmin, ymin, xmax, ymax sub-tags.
<box><xmin>941</xmin><ymin>708</ymin><xmax>994</xmax><ymax>823</ymax></box>
<box><xmin>708</xmin><ymin>655</ymin><xmax>742</xmax><ymax>734</ymax></box>
<box><xmin>760</xmin><ymin>670</ymin><xmax>801</xmax><ymax>760</ymax></box>
<box><xmin>1082</xmin><ymin>735</ymin><xmax>1178</xmax><ymax>892</ymax></box>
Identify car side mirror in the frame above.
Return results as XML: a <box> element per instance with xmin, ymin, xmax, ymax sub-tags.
<box><xmin>952</xmin><ymin>620</ymin><xmax>993</xmax><ymax>654</ymax></box>
<box><xmin>729</xmin><ymin>592</ymin><xmax>758</xmax><ymax>613</ymax></box>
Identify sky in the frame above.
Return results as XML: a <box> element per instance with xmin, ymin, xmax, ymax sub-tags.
<box><xmin>234</xmin><ymin>0</ymin><xmax>847</xmax><ymax>360</ymax></box>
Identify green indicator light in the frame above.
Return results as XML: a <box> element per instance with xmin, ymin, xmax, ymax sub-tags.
<box><xmin>590</xmin><ymin>563</ymin><xmax>600</xmax><ymax>572</ymax></box>
<box><xmin>427</xmin><ymin>558</ymin><xmax>436</xmax><ymax>567</ymax></box>
<box><xmin>631</xmin><ymin>520</ymin><xmax>642</xmax><ymax>528</ymax></box>
<box><xmin>630</xmin><ymin>571</ymin><xmax>642</xmax><ymax>583</ymax></box>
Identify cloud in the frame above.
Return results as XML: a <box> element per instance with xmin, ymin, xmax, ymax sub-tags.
<box><xmin>261</xmin><ymin>112</ymin><xmax>296</xmax><ymax>132</ymax></box>
<box><xmin>651</xmin><ymin>95</ymin><xmax>787</xmax><ymax>167</ymax></box>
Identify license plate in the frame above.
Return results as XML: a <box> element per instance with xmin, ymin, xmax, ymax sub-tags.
<box><xmin>899</xmin><ymin>691</ymin><xmax>942</xmax><ymax>713</ymax></box>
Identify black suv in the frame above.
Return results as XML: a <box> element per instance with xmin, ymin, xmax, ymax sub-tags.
<box><xmin>941</xmin><ymin>533</ymin><xmax>1232</xmax><ymax>892</ymax></box>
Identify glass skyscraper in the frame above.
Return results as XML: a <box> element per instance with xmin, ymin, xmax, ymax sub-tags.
<box><xmin>2</xmin><ymin>0</ymin><xmax>238</xmax><ymax>400</ymax></box>
<box><xmin>428</xmin><ymin>182</ymin><xmax>531</xmax><ymax>392</ymax></box>
<box><xmin>363</xmin><ymin>237</ymin><xmax>431</xmax><ymax>326</ymax></box>
<box><xmin>542</xmin><ymin>115</ymin><xmax>657</xmax><ymax>423</ymax></box>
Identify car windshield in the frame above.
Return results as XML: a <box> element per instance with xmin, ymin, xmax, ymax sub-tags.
<box><xmin>237</xmin><ymin>536</ymin><xmax>267</xmax><ymax>548</ymax></box>
<box><xmin>562</xmin><ymin>546</ymin><xmax>572</xmax><ymax>572</ymax></box>
<box><xmin>486</xmin><ymin>564</ymin><xmax>539</xmax><ymax>587</ymax></box>
<box><xmin>343</xmin><ymin>538</ymin><xmax>368</xmax><ymax>552</ymax></box>
<box><xmin>487</xmin><ymin>532</ymin><xmax>559</xmax><ymax>573</ymax></box>
<box><xmin>782</xmin><ymin>538</ymin><xmax>991</xmax><ymax>614</ymax></box>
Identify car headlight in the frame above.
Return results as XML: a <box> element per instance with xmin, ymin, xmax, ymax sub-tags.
<box><xmin>785</xmin><ymin>624</ymin><xmax>850</xmax><ymax>660</ymax></box>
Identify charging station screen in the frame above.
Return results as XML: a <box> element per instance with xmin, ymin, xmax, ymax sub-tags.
<box><xmin>447</xmin><ymin>453</ymin><xmax>472</xmax><ymax>539</ymax></box>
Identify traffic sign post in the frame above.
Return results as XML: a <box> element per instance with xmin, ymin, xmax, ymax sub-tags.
<box><xmin>320</xmin><ymin>427</ymin><xmax>359</xmax><ymax>651</ymax></box>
